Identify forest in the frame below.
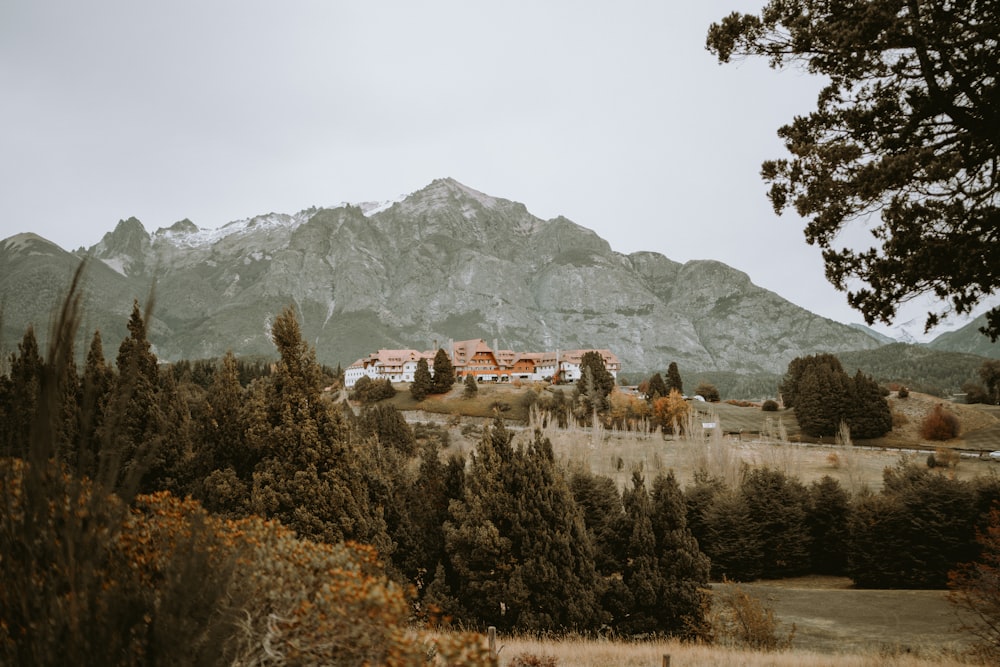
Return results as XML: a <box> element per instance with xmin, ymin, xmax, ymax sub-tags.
<box><xmin>2</xmin><ymin>280</ymin><xmax>999</xmax><ymax>665</ymax></box>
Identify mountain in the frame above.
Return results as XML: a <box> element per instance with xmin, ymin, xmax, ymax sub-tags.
<box><xmin>927</xmin><ymin>313</ymin><xmax>1000</xmax><ymax>359</ymax></box>
<box><xmin>1</xmin><ymin>178</ymin><xmax>883</xmax><ymax>374</ymax></box>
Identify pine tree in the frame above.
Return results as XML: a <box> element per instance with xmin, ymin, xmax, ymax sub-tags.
<box><xmin>0</xmin><ymin>327</ymin><xmax>43</xmax><ymax>457</ymax></box>
<box><xmin>506</xmin><ymin>431</ymin><xmax>603</xmax><ymax>630</ymax></box>
<box><xmin>358</xmin><ymin>403</ymin><xmax>416</xmax><ymax>456</ymax></box>
<box><xmin>411</xmin><ymin>357</ymin><xmax>431</xmax><ymax>401</ymax></box>
<box><xmin>109</xmin><ymin>301</ymin><xmax>170</xmax><ymax>494</ymax></box>
<box><xmin>806</xmin><ymin>476</ymin><xmax>850</xmax><ymax>575</ymax></box>
<box><xmin>649</xmin><ymin>471</ymin><xmax>711</xmax><ymax>634</ymax></box>
<box><xmin>199</xmin><ymin>350</ymin><xmax>253</xmax><ymax>478</ymax></box>
<box><xmin>646</xmin><ymin>372</ymin><xmax>668</xmax><ymax>400</ymax></box>
<box><xmin>618</xmin><ymin>469</ymin><xmax>663</xmax><ymax>634</ymax></box>
<box><xmin>249</xmin><ymin>305</ymin><xmax>391</xmax><ymax>552</ymax></box>
<box><xmin>569</xmin><ymin>468</ymin><xmax>626</xmax><ymax>575</ymax></box>
<box><xmin>702</xmin><ymin>489</ymin><xmax>763</xmax><ymax>581</ymax></box>
<box><xmin>76</xmin><ymin>330</ymin><xmax>114</xmax><ymax>477</ymax></box>
<box><xmin>431</xmin><ymin>348</ymin><xmax>455</xmax><ymax>394</ymax></box>
<box><xmin>442</xmin><ymin>415</ymin><xmax>517</xmax><ymax>626</ymax></box>
<box><xmin>848</xmin><ymin>370</ymin><xmax>892</xmax><ymax>438</ymax></box>
<box><xmin>463</xmin><ymin>372</ymin><xmax>478</xmax><ymax>398</ymax></box>
<box><xmin>739</xmin><ymin>467</ymin><xmax>811</xmax><ymax>578</ymax></box>
<box><xmin>443</xmin><ymin>417</ymin><xmax>603</xmax><ymax>631</ymax></box>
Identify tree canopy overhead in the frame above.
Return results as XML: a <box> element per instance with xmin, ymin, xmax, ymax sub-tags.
<box><xmin>707</xmin><ymin>1</ymin><xmax>1000</xmax><ymax>340</ymax></box>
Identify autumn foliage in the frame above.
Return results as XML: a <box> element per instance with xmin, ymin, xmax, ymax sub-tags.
<box><xmin>919</xmin><ymin>404</ymin><xmax>961</xmax><ymax>441</ymax></box>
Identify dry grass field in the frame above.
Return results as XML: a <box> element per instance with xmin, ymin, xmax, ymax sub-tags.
<box><xmin>393</xmin><ymin>384</ymin><xmax>1000</xmax><ymax>664</ymax></box>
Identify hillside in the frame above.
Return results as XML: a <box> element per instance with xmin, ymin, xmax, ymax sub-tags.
<box><xmin>0</xmin><ymin>178</ymin><xmax>883</xmax><ymax>374</ymax></box>
<box><xmin>837</xmin><ymin>343</ymin><xmax>986</xmax><ymax>395</ymax></box>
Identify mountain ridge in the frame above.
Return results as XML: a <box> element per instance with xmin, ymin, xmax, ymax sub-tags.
<box><xmin>5</xmin><ymin>178</ymin><xmax>988</xmax><ymax>372</ymax></box>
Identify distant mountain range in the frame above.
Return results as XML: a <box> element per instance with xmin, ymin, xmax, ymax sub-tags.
<box><xmin>1</xmin><ymin>178</ymin><xmax>996</xmax><ymax>375</ymax></box>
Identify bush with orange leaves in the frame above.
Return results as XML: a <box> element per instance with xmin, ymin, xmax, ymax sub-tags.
<box><xmin>121</xmin><ymin>491</ymin><xmax>492</xmax><ymax>666</ymax></box>
<box><xmin>919</xmin><ymin>403</ymin><xmax>961</xmax><ymax>441</ymax></box>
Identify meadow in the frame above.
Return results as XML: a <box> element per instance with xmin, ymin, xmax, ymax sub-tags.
<box><xmin>398</xmin><ymin>384</ymin><xmax>1000</xmax><ymax>664</ymax></box>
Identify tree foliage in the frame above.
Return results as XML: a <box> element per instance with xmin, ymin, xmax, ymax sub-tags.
<box><xmin>949</xmin><ymin>508</ymin><xmax>1000</xmax><ymax>661</ymax></box>
<box><xmin>708</xmin><ymin>1</ymin><xmax>1000</xmax><ymax>339</ymax></box>
<box><xmin>780</xmin><ymin>354</ymin><xmax>891</xmax><ymax>438</ymax></box>
<box><xmin>411</xmin><ymin>357</ymin><xmax>432</xmax><ymax>401</ymax></box>
<box><xmin>431</xmin><ymin>348</ymin><xmax>455</xmax><ymax>394</ymax></box>
<box><xmin>666</xmin><ymin>361</ymin><xmax>684</xmax><ymax>395</ymax></box>
<box><xmin>443</xmin><ymin>417</ymin><xmax>603</xmax><ymax>632</ymax></box>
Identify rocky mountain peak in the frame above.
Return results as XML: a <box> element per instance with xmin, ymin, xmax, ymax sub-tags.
<box><xmin>91</xmin><ymin>217</ymin><xmax>151</xmax><ymax>276</ymax></box>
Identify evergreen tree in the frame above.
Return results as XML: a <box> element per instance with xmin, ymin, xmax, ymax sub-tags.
<box><xmin>649</xmin><ymin>471</ymin><xmax>711</xmax><ymax>634</ymax></box>
<box><xmin>684</xmin><ymin>471</ymin><xmax>728</xmax><ymax>553</ymax></box>
<box><xmin>618</xmin><ymin>470</ymin><xmax>662</xmax><ymax>634</ymax></box>
<box><xmin>442</xmin><ymin>414</ymin><xmax>517</xmax><ymax>626</ymax></box>
<box><xmin>76</xmin><ymin>330</ymin><xmax>114</xmax><ymax>477</ymax></box>
<box><xmin>390</xmin><ymin>440</ymin><xmax>456</xmax><ymax>592</ymax></box>
<box><xmin>785</xmin><ymin>354</ymin><xmax>890</xmax><ymax>438</ymax></box>
<box><xmin>443</xmin><ymin>417</ymin><xmax>603</xmax><ymax>631</ymax></box>
<box><xmin>109</xmin><ymin>301</ymin><xmax>175</xmax><ymax>494</ymax></box>
<box><xmin>195</xmin><ymin>350</ymin><xmax>256</xmax><ymax>492</ymax></box>
<box><xmin>646</xmin><ymin>372</ymin><xmax>668</xmax><ymax>400</ymax></box>
<box><xmin>249</xmin><ymin>306</ymin><xmax>390</xmax><ymax>552</ymax></box>
<box><xmin>666</xmin><ymin>361</ymin><xmax>683</xmax><ymax>395</ymax></box>
<box><xmin>358</xmin><ymin>403</ymin><xmax>416</xmax><ymax>456</ymax></box>
<box><xmin>780</xmin><ymin>353</ymin><xmax>843</xmax><ymax>409</ymax></box>
<box><xmin>849</xmin><ymin>370</ymin><xmax>892</xmax><ymax>439</ymax></box>
<box><xmin>579</xmin><ymin>351</ymin><xmax>615</xmax><ymax>401</ymax></box>
<box><xmin>411</xmin><ymin>358</ymin><xmax>431</xmax><ymax>401</ymax></box>
<box><xmin>806</xmin><ymin>476</ymin><xmax>851</xmax><ymax>575</ymax></box>
<box><xmin>569</xmin><ymin>468</ymin><xmax>626</xmax><ymax>575</ymax></box>
<box><xmin>849</xmin><ymin>462</ymin><xmax>980</xmax><ymax>588</ymax></box>
<box><xmin>702</xmin><ymin>489</ymin><xmax>763</xmax><ymax>581</ymax></box>
<box><xmin>739</xmin><ymin>467</ymin><xmax>811</xmax><ymax>579</ymax></box>
<box><xmin>505</xmin><ymin>431</ymin><xmax>603</xmax><ymax>630</ymax></box>
<box><xmin>0</xmin><ymin>327</ymin><xmax>43</xmax><ymax>457</ymax></box>
<box><xmin>463</xmin><ymin>372</ymin><xmax>478</xmax><ymax>398</ymax></box>
<box><xmin>431</xmin><ymin>348</ymin><xmax>455</xmax><ymax>394</ymax></box>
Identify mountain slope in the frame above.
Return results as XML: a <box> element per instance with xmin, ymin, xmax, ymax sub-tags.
<box><xmin>1</xmin><ymin>178</ymin><xmax>882</xmax><ymax>372</ymax></box>
<box><xmin>927</xmin><ymin>313</ymin><xmax>1000</xmax><ymax>359</ymax></box>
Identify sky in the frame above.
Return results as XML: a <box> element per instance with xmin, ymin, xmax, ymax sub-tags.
<box><xmin>0</xmin><ymin>1</ymin><xmax>987</xmax><ymax>341</ymax></box>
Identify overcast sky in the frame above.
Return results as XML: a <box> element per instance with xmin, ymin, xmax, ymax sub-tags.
<box><xmin>0</xmin><ymin>1</ymin><xmax>982</xmax><ymax>340</ymax></box>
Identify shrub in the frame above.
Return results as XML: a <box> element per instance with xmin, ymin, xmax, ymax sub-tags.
<box><xmin>708</xmin><ymin>581</ymin><xmax>795</xmax><ymax>651</ymax></box>
<box><xmin>510</xmin><ymin>653</ymin><xmax>559</xmax><ymax>667</ymax></box>
<box><xmin>920</xmin><ymin>404</ymin><xmax>961</xmax><ymax>441</ymax></box>
<box><xmin>932</xmin><ymin>447</ymin><xmax>960</xmax><ymax>468</ymax></box>
<box><xmin>694</xmin><ymin>381</ymin><xmax>721</xmax><ymax>402</ymax></box>
<box><xmin>463</xmin><ymin>373</ymin><xmax>479</xmax><ymax>398</ymax></box>
<box><xmin>351</xmin><ymin>376</ymin><xmax>396</xmax><ymax>403</ymax></box>
<box><xmin>761</xmin><ymin>399</ymin><xmax>779</xmax><ymax>412</ymax></box>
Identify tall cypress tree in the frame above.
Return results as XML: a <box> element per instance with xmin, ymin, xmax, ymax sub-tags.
<box><xmin>199</xmin><ymin>350</ymin><xmax>252</xmax><ymax>478</ymax></box>
<box><xmin>666</xmin><ymin>361</ymin><xmax>683</xmax><ymax>395</ymax></box>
